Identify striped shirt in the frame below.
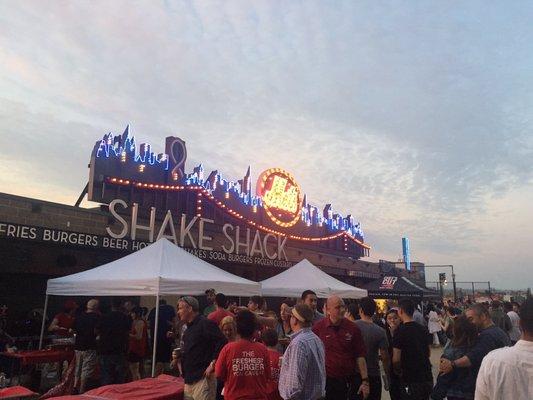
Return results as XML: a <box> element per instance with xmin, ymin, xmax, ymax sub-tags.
<box><xmin>278</xmin><ymin>328</ymin><xmax>325</xmax><ymax>400</ymax></box>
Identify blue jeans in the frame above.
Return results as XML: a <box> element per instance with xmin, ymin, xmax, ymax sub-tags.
<box><xmin>99</xmin><ymin>354</ymin><xmax>127</xmax><ymax>386</ymax></box>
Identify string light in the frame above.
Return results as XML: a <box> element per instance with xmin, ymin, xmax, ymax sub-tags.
<box><xmin>95</xmin><ymin>128</ymin><xmax>363</xmax><ymax>240</ymax></box>
<box><xmin>105</xmin><ymin>176</ymin><xmax>371</xmax><ymax>249</ymax></box>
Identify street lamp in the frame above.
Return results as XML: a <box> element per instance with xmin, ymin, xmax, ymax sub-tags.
<box><xmin>424</xmin><ymin>265</ymin><xmax>457</xmax><ymax>302</ymax></box>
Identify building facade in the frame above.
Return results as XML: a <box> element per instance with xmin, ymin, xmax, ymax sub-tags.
<box><xmin>0</xmin><ymin>127</ymin><xmax>426</xmax><ymax>319</ymax></box>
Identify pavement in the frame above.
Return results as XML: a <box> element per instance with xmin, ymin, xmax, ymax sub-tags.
<box><xmin>381</xmin><ymin>346</ymin><xmax>443</xmax><ymax>400</ymax></box>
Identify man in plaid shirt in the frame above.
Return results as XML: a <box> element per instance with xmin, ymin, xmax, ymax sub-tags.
<box><xmin>279</xmin><ymin>304</ymin><xmax>326</xmax><ymax>400</ymax></box>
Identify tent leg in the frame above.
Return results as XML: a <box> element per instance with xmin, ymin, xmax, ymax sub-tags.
<box><xmin>39</xmin><ymin>295</ymin><xmax>49</xmax><ymax>350</ymax></box>
<box><xmin>151</xmin><ymin>294</ymin><xmax>160</xmax><ymax>378</ymax></box>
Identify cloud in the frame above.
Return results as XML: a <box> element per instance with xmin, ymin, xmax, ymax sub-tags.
<box><xmin>0</xmin><ymin>1</ymin><xmax>532</xmax><ymax>288</ymax></box>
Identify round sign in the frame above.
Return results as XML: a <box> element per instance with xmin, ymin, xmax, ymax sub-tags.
<box><xmin>256</xmin><ymin>168</ymin><xmax>302</xmax><ymax>227</ymax></box>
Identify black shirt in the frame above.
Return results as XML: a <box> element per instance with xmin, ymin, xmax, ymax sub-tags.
<box><xmin>392</xmin><ymin>321</ymin><xmax>432</xmax><ymax>383</ymax></box>
<box><xmin>148</xmin><ymin>304</ymin><xmax>176</xmax><ymax>340</ymax></box>
<box><xmin>97</xmin><ymin>310</ymin><xmax>132</xmax><ymax>355</ymax></box>
<box><xmin>182</xmin><ymin>314</ymin><xmax>227</xmax><ymax>384</ymax></box>
<box><xmin>73</xmin><ymin>312</ymin><xmax>100</xmax><ymax>351</ymax></box>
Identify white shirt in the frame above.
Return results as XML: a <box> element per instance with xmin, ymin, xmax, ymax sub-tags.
<box><xmin>507</xmin><ymin>311</ymin><xmax>521</xmax><ymax>342</ymax></box>
<box><xmin>428</xmin><ymin>310</ymin><xmax>441</xmax><ymax>334</ymax></box>
<box><xmin>475</xmin><ymin>339</ymin><xmax>533</xmax><ymax>400</ymax></box>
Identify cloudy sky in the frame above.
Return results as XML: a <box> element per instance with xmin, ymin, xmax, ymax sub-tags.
<box><xmin>1</xmin><ymin>1</ymin><xmax>531</xmax><ymax>289</ymax></box>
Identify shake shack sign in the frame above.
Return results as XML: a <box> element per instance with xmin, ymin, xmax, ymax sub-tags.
<box><xmin>105</xmin><ymin>199</ymin><xmax>292</xmax><ymax>266</ymax></box>
<box><xmin>0</xmin><ymin>204</ymin><xmax>294</xmax><ymax>268</ymax></box>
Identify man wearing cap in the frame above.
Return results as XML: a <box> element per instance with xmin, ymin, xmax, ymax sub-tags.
<box><xmin>279</xmin><ymin>304</ymin><xmax>326</xmax><ymax>400</ymax></box>
<box><xmin>313</xmin><ymin>295</ymin><xmax>369</xmax><ymax>399</ymax></box>
<box><xmin>178</xmin><ymin>296</ymin><xmax>227</xmax><ymax>400</ymax></box>
<box><xmin>73</xmin><ymin>299</ymin><xmax>100</xmax><ymax>393</ymax></box>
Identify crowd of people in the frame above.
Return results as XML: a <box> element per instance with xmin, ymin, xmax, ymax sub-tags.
<box><xmin>38</xmin><ymin>290</ymin><xmax>532</xmax><ymax>400</ymax></box>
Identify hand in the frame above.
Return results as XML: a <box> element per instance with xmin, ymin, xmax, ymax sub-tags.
<box><xmin>439</xmin><ymin>358</ymin><xmax>453</xmax><ymax>374</ymax></box>
<box><xmin>204</xmin><ymin>361</ymin><xmax>215</xmax><ymax>377</ymax></box>
<box><xmin>358</xmin><ymin>381</ymin><xmax>370</xmax><ymax>399</ymax></box>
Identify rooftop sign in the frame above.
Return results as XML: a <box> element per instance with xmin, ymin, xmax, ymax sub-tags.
<box><xmin>88</xmin><ymin>126</ymin><xmax>370</xmax><ymax>258</ymax></box>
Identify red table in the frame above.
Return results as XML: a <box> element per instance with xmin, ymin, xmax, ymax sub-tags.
<box><xmin>0</xmin><ymin>385</ymin><xmax>38</xmax><ymax>399</ymax></box>
<box><xmin>0</xmin><ymin>349</ymin><xmax>74</xmax><ymax>367</ymax></box>
<box><xmin>48</xmin><ymin>375</ymin><xmax>184</xmax><ymax>400</ymax></box>
<box><xmin>0</xmin><ymin>349</ymin><xmax>75</xmax><ymax>385</ymax></box>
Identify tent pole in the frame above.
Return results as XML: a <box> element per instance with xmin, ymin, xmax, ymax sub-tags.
<box><xmin>39</xmin><ymin>294</ymin><xmax>49</xmax><ymax>350</ymax></box>
<box><xmin>151</xmin><ymin>293</ymin><xmax>160</xmax><ymax>377</ymax></box>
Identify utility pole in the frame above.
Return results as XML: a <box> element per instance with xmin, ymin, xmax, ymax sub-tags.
<box><xmin>424</xmin><ymin>265</ymin><xmax>457</xmax><ymax>302</ymax></box>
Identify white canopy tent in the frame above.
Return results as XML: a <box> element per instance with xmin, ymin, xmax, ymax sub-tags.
<box><xmin>40</xmin><ymin>238</ymin><xmax>261</xmax><ymax>376</ymax></box>
<box><xmin>260</xmin><ymin>258</ymin><xmax>368</xmax><ymax>299</ymax></box>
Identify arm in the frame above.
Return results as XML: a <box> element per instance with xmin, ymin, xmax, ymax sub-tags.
<box><xmin>440</xmin><ymin>353</ymin><xmax>472</xmax><ymax>374</ymax></box>
<box><xmin>357</xmin><ymin>356</ymin><xmax>368</xmax><ymax>379</ymax></box>
<box><xmin>380</xmin><ymin>348</ymin><xmax>390</xmax><ymax>377</ymax></box>
<box><xmin>356</xmin><ymin>357</ymin><xmax>370</xmax><ymax>398</ymax></box>
<box><xmin>214</xmin><ymin>345</ymin><xmax>228</xmax><ymax>382</ymax></box>
<box><xmin>379</xmin><ymin>330</ymin><xmax>390</xmax><ymax>375</ymax></box>
<box><xmin>48</xmin><ymin>317</ymin><xmax>60</xmax><ymax>332</ymax></box>
<box><xmin>445</xmin><ymin>331</ymin><xmax>496</xmax><ymax>374</ymax></box>
<box><xmin>203</xmin><ymin>319</ymin><xmax>228</xmax><ymax>376</ymax></box>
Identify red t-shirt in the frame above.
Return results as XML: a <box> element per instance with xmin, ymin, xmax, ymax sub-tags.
<box><xmin>266</xmin><ymin>348</ymin><xmax>282</xmax><ymax>400</ymax></box>
<box><xmin>312</xmin><ymin>317</ymin><xmax>366</xmax><ymax>378</ymax></box>
<box><xmin>54</xmin><ymin>313</ymin><xmax>75</xmax><ymax>336</ymax></box>
<box><xmin>208</xmin><ymin>308</ymin><xmax>234</xmax><ymax>326</ymax></box>
<box><xmin>215</xmin><ymin>339</ymin><xmax>271</xmax><ymax>400</ymax></box>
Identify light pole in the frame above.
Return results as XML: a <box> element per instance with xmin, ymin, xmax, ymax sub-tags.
<box><xmin>422</xmin><ymin>265</ymin><xmax>457</xmax><ymax>302</ymax></box>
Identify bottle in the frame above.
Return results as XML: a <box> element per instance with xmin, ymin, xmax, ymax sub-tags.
<box><xmin>0</xmin><ymin>372</ymin><xmax>6</xmax><ymax>388</ymax></box>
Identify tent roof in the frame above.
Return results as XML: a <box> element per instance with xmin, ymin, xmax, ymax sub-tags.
<box><xmin>260</xmin><ymin>259</ymin><xmax>367</xmax><ymax>299</ymax></box>
<box><xmin>364</xmin><ymin>275</ymin><xmax>439</xmax><ymax>299</ymax></box>
<box><xmin>46</xmin><ymin>238</ymin><xmax>261</xmax><ymax>296</ymax></box>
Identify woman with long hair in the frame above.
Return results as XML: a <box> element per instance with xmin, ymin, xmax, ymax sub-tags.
<box><xmin>431</xmin><ymin>315</ymin><xmax>478</xmax><ymax>400</ymax></box>
<box><xmin>276</xmin><ymin>300</ymin><xmax>293</xmax><ymax>352</ymax></box>
<box><xmin>385</xmin><ymin>309</ymin><xmax>403</xmax><ymax>400</ymax></box>
<box><xmin>128</xmin><ymin>306</ymin><xmax>147</xmax><ymax>381</ymax></box>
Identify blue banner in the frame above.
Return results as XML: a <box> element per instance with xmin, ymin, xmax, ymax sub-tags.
<box><xmin>402</xmin><ymin>237</ymin><xmax>411</xmax><ymax>271</ymax></box>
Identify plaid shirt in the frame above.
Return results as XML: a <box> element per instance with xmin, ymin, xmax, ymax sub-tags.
<box><xmin>279</xmin><ymin>328</ymin><xmax>326</xmax><ymax>400</ymax></box>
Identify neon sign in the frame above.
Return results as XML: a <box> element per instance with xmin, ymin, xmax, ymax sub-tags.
<box><xmin>257</xmin><ymin>168</ymin><xmax>302</xmax><ymax>228</ymax></box>
<box><xmin>89</xmin><ymin>127</ymin><xmax>367</xmax><ymax>246</ymax></box>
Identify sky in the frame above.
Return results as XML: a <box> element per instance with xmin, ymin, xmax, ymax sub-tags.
<box><xmin>0</xmin><ymin>1</ymin><xmax>531</xmax><ymax>289</ymax></box>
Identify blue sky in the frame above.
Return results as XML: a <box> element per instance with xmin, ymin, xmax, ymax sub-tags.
<box><xmin>0</xmin><ymin>1</ymin><xmax>531</xmax><ymax>289</ymax></box>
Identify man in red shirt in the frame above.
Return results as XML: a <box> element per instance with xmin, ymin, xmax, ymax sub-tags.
<box><xmin>48</xmin><ymin>299</ymin><xmax>78</xmax><ymax>337</ymax></box>
<box><xmin>208</xmin><ymin>293</ymin><xmax>234</xmax><ymax>326</ymax></box>
<box><xmin>313</xmin><ymin>295</ymin><xmax>369</xmax><ymax>400</ymax></box>
<box><xmin>261</xmin><ymin>328</ymin><xmax>282</xmax><ymax>400</ymax></box>
<box><xmin>215</xmin><ymin>310</ymin><xmax>271</xmax><ymax>400</ymax></box>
